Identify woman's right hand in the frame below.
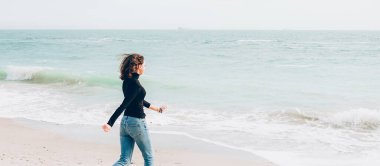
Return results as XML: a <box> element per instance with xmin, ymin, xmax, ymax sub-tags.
<box><xmin>102</xmin><ymin>123</ymin><xmax>111</xmax><ymax>132</ymax></box>
<box><xmin>158</xmin><ymin>105</ymin><xmax>168</xmax><ymax>113</ymax></box>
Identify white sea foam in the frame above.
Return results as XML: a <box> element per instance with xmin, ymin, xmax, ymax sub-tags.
<box><xmin>321</xmin><ymin>108</ymin><xmax>380</xmax><ymax>130</ymax></box>
<box><xmin>270</xmin><ymin>108</ymin><xmax>380</xmax><ymax>130</ymax></box>
<box><xmin>0</xmin><ymin>81</ymin><xmax>115</xmax><ymax>125</ymax></box>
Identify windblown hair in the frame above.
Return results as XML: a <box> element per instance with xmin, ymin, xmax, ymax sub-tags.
<box><xmin>119</xmin><ymin>53</ymin><xmax>144</xmax><ymax>80</ymax></box>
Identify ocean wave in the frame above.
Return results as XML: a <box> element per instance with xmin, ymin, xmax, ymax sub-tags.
<box><xmin>322</xmin><ymin>108</ymin><xmax>380</xmax><ymax>130</ymax></box>
<box><xmin>153</xmin><ymin>106</ymin><xmax>380</xmax><ymax>131</ymax></box>
<box><xmin>271</xmin><ymin>108</ymin><xmax>380</xmax><ymax>130</ymax></box>
<box><xmin>0</xmin><ymin>65</ymin><xmax>120</xmax><ymax>87</ymax></box>
<box><xmin>3</xmin><ymin>66</ymin><xmax>54</xmax><ymax>81</ymax></box>
<box><xmin>0</xmin><ymin>65</ymin><xmax>185</xmax><ymax>91</ymax></box>
<box><xmin>269</xmin><ymin>109</ymin><xmax>319</xmax><ymax>123</ymax></box>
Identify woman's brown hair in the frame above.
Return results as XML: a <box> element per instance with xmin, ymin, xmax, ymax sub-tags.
<box><xmin>119</xmin><ymin>53</ymin><xmax>144</xmax><ymax>80</ymax></box>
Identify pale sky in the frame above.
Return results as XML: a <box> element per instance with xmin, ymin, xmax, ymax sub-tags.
<box><xmin>0</xmin><ymin>0</ymin><xmax>379</xmax><ymax>30</ymax></box>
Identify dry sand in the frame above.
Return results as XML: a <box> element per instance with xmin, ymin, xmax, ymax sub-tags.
<box><xmin>0</xmin><ymin>117</ymin><xmax>278</xmax><ymax>166</ymax></box>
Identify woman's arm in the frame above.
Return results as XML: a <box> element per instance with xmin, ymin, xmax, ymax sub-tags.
<box><xmin>143</xmin><ymin>100</ymin><xmax>151</xmax><ymax>109</ymax></box>
<box><xmin>144</xmin><ymin>99</ymin><xmax>164</xmax><ymax>113</ymax></box>
<box><xmin>148</xmin><ymin>104</ymin><xmax>160</xmax><ymax>112</ymax></box>
<box><xmin>107</xmin><ymin>81</ymin><xmax>140</xmax><ymax>127</ymax></box>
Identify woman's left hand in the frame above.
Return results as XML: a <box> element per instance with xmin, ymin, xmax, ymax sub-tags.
<box><xmin>102</xmin><ymin>123</ymin><xmax>111</xmax><ymax>132</ymax></box>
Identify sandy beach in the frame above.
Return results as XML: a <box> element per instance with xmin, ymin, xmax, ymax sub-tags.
<box><xmin>0</xmin><ymin>117</ymin><xmax>277</xmax><ymax>166</ymax></box>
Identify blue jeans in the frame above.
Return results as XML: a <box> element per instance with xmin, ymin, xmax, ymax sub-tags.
<box><xmin>112</xmin><ymin>116</ymin><xmax>154</xmax><ymax>166</ymax></box>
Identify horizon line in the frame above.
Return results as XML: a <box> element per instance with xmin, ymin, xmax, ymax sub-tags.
<box><xmin>1</xmin><ymin>28</ymin><xmax>380</xmax><ymax>31</ymax></box>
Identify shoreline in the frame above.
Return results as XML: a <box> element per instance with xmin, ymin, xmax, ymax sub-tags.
<box><xmin>0</xmin><ymin>117</ymin><xmax>278</xmax><ymax>166</ymax></box>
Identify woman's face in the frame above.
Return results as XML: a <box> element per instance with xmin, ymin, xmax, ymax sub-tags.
<box><xmin>138</xmin><ymin>62</ymin><xmax>146</xmax><ymax>75</ymax></box>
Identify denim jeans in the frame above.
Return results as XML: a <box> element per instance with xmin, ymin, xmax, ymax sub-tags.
<box><xmin>112</xmin><ymin>116</ymin><xmax>153</xmax><ymax>166</ymax></box>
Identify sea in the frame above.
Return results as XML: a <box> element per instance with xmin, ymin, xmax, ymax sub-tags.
<box><xmin>1</xmin><ymin>30</ymin><xmax>380</xmax><ymax>166</ymax></box>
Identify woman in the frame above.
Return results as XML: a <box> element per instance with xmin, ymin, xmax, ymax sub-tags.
<box><xmin>102</xmin><ymin>53</ymin><xmax>167</xmax><ymax>166</ymax></box>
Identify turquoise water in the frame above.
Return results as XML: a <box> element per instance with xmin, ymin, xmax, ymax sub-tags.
<box><xmin>1</xmin><ymin>30</ymin><xmax>380</xmax><ymax>110</ymax></box>
<box><xmin>1</xmin><ymin>30</ymin><xmax>380</xmax><ymax>166</ymax></box>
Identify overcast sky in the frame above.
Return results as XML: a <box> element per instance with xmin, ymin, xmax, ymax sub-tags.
<box><xmin>0</xmin><ymin>0</ymin><xmax>379</xmax><ymax>30</ymax></box>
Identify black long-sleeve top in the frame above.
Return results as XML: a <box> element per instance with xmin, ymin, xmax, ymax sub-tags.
<box><xmin>107</xmin><ymin>72</ymin><xmax>151</xmax><ymax>127</ymax></box>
